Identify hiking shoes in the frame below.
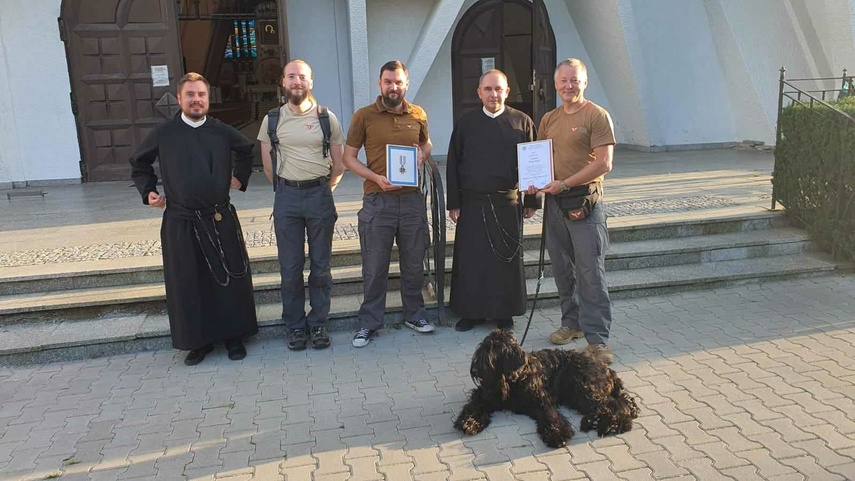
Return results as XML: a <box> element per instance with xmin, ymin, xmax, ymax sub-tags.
<box><xmin>288</xmin><ymin>328</ymin><xmax>308</xmax><ymax>351</ymax></box>
<box><xmin>548</xmin><ymin>326</ymin><xmax>584</xmax><ymax>345</ymax></box>
<box><xmin>586</xmin><ymin>344</ymin><xmax>615</xmax><ymax>365</ymax></box>
<box><xmin>310</xmin><ymin>326</ymin><xmax>331</xmax><ymax>349</ymax></box>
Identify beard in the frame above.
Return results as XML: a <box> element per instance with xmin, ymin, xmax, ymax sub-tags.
<box><xmin>182</xmin><ymin>103</ymin><xmax>207</xmax><ymax>121</ymax></box>
<box><xmin>382</xmin><ymin>90</ymin><xmax>405</xmax><ymax>109</ymax></box>
<box><xmin>286</xmin><ymin>87</ymin><xmax>310</xmax><ymax>105</ymax></box>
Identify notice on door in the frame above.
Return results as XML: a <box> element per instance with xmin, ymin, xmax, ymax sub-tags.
<box><xmin>151</xmin><ymin>65</ymin><xmax>170</xmax><ymax>87</ymax></box>
<box><xmin>481</xmin><ymin>57</ymin><xmax>495</xmax><ymax>74</ymax></box>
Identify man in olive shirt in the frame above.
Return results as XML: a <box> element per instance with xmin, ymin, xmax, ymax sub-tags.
<box><xmin>258</xmin><ymin>60</ymin><xmax>345</xmax><ymax>351</ymax></box>
<box><xmin>343</xmin><ymin>60</ymin><xmax>434</xmax><ymax>347</ymax></box>
<box><xmin>535</xmin><ymin>58</ymin><xmax>617</xmax><ymax>364</ymax></box>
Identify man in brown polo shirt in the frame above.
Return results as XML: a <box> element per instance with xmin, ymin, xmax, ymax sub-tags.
<box><xmin>343</xmin><ymin>60</ymin><xmax>434</xmax><ymax>347</ymax></box>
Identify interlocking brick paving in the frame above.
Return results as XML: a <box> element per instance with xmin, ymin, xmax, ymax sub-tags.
<box><xmin>1</xmin><ymin>275</ymin><xmax>854</xmax><ymax>480</ymax></box>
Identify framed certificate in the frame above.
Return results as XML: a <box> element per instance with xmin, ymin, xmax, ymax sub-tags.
<box><xmin>386</xmin><ymin>144</ymin><xmax>419</xmax><ymax>187</ymax></box>
<box><xmin>517</xmin><ymin>139</ymin><xmax>554</xmax><ymax>190</ymax></box>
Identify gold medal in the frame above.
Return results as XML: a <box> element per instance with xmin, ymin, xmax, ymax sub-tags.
<box><xmin>214</xmin><ymin>212</ymin><xmax>223</xmax><ymax>222</ymax></box>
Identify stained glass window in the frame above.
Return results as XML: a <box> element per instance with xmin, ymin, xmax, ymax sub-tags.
<box><xmin>224</xmin><ymin>20</ymin><xmax>257</xmax><ymax>59</ymax></box>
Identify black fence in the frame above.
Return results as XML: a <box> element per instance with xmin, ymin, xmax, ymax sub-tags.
<box><xmin>773</xmin><ymin>67</ymin><xmax>855</xmax><ymax>260</ymax></box>
<box><xmin>420</xmin><ymin>155</ymin><xmax>447</xmax><ymax>323</ymax></box>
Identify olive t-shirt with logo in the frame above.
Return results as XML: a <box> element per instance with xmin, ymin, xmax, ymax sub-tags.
<box><xmin>537</xmin><ymin>101</ymin><xmax>615</xmax><ymax>184</ymax></box>
<box><xmin>346</xmin><ymin>96</ymin><xmax>430</xmax><ymax>195</ymax></box>
<box><xmin>257</xmin><ymin>104</ymin><xmax>345</xmax><ymax>181</ymax></box>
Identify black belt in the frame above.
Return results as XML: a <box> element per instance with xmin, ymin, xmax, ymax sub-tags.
<box><xmin>166</xmin><ymin>199</ymin><xmax>231</xmax><ymax>220</ymax></box>
<box><xmin>278</xmin><ymin>176</ymin><xmax>328</xmax><ymax>188</ymax></box>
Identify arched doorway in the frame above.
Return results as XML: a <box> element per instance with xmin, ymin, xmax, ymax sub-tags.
<box><xmin>451</xmin><ymin>0</ymin><xmax>556</xmax><ymax>126</ymax></box>
<box><xmin>60</xmin><ymin>0</ymin><xmax>288</xmax><ymax>182</ymax></box>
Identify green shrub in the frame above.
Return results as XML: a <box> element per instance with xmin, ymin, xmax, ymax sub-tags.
<box><xmin>775</xmin><ymin>95</ymin><xmax>855</xmax><ymax>260</ymax></box>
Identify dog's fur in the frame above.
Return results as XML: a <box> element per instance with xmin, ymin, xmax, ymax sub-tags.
<box><xmin>454</xmin><ymin>329</ymin><xmax>640</xmax><ymax>448</ymax></box>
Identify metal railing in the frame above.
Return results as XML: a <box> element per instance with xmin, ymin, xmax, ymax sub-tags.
<box><xmin>773</xmin><ymin>67</ymin><xmax>854</xmax><ymax>210</ymax></box>
<box><xmin>420</xmin><ymin>155</ymin><xmax>447</xmax><ymax>324</ymax></box>
<box><xmin>773</xmin><ymin>67</ymin><xmax>855</xmax><ymax>259</ymax></box>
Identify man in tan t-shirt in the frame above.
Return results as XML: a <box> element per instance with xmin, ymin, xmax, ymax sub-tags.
<box><xmin>534</xmin><ymin>58</ymin><xmax>617</xmax><ymax>364</ymax></box>
<box><xmin>343</xmin><ymin>60</ymin><xmax>434</xmax><ymax>347</ymax></box>
<box><xmin>257</xmin><ymin>59</ymin><xmax>345</xmax><ymax>351</ymax></box>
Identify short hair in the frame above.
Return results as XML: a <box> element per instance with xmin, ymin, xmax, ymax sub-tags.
<box><xmin>177</xmin><ymin>72</ymin><xmax>210</xmax><ymax>93</ymax></box>
<box><xmin>380</xmin><ymin>60</ymin><xmax>409</xmax><ymax>78</ymax></box>
<box><xmin>554</xmin><ymin>58</ymin><xmax>588</xmax><ymax>79</ymax></box>
<box><xmin>479</xmin><ymin>69</ymin><xmax>508</xmax><ymax>86</ymax></box>
<box><xmin>284</xmin><ymin>59</ymin><xmax>314</xmax><ymax>79</ymax></box>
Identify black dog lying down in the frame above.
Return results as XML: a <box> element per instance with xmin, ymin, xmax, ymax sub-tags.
<box><xmin>454</xmin><ymin>329</ymin><xmax>640</xmax><ymax>448</ymax></box>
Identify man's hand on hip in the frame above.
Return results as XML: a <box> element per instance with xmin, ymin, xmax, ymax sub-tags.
<box><xmin>148</xmin><ymin>192</ymin><xmax>166</xmax><ymax>209</ymax></box>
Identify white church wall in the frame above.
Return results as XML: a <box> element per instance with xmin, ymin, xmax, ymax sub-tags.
<box><xmin>799</xmin><ymin>0</ymin><xmax>855</xmax><ymax>79</ymax></box>
<box><xmin>413</xmin><ymin>30</ymin><xmax>454</xmax><ymax>157</ymax></box>
<box><xmin>286</xmin><ymin>0</ymin><xmax>354</xmax><ymax>130</ymax></box>
<box><xmin>0</xmin><ymin>0</ymin><xmax>79</xmax><ymax>185</ymax></box>
<box><xmin>629</xmin><ymin>0</ymin><xmax>736</xmax><ymax>147</ymax></box>
<box><xmin>714</xmin><ymin>0</ymin><xmax>825</xmax><ymax>144</ymax></box>
<box><xmin>562</xmin><ymin>0</ymin><xmax>652</xmax><ymax>147</ymax></box>
<box><xmin>543</xmin><ymin>0</ymin><xmax>613</xmax><ymax>124</ymax></box>
<box><xmin>366</xmin><ymin>0</ymin><xmax>434</xmax><ymax>91</ymax></box>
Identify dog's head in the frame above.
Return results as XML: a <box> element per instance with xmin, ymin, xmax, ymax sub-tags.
<box><xmin>469</xmin><ymin>329</ymin><xmax>529</xmax><ymax>400</ymax></box>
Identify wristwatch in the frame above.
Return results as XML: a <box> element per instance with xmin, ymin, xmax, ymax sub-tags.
<box><xmin>559</xmin><ymin>181</ymin><xmax>571</xmax><ymax>194</ymax></box>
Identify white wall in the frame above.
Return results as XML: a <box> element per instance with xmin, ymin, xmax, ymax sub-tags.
<box><xmin>630</xmin><ymin>0</ymin><xmax>735</xmax><ymax>146</ymax></box>
<box><xmin>286</xmin><ymin>0</ymin><xmax>354</xmax><ymax>131</ymax></box>
<box><xmin>543</xmin><ymin>0</ymin><xmax>611</xmax><ymax>119</ymax></box>
<box><xmin>562</xmin><ymin>0</ymin><xmax>651</xmax><ymax>146</ymax></box>
<box><xmin>0</xmin><ymin>0</ymin><xmax>80</xmax><ymax>185</ymax></box>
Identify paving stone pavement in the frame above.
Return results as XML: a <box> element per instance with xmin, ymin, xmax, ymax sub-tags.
<box><xmin>1</xmin><ymin>275</ymin><xmax>854</xmax><ymax>480</ymax></box>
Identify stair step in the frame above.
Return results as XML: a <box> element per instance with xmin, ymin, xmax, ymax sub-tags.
<box><xmin>0</xmin><ymin>252</ymin><xmax>845</xmax><ymax>364</ymax></box>
<box><xmin>0</xmin><ymin>212</ymin><xmax>787</xmax><ymax>295</ymax></box>
<box><xmin>0</xmin><ymin>227</ymin><xmax>814</xmax><ymax>318</ymax></box>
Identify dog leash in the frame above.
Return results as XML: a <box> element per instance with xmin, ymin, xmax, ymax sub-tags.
<box><xmin>520</xmin><ymin>194</ymin><xmax>548</xmax><ymax>346</ymax></box>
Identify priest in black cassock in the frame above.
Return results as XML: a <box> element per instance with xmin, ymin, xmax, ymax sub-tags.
<box><xmin>130</xmin><ymin>73</ymin><xmax>258</xmax><ymax>366</ymax></box>
<box><xmin>446</xmin><ymin>69</ymin><xmax>537</xmax><ymax>332</ymax></box>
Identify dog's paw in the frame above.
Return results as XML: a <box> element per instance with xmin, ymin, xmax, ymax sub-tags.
<box><xmin>580</xmin><ymin>415</ymin><xmax>596</xmax><ymax>433</ymax></box>
<box><xmin>540</xmin><ymin>427</ymin><xmax>571</xmax><ymax>448</ymax></box>
<box><xmin>538</xmin><ymin>421</ymin><xmax>574</xmax><ymax>448</ymax></box>
<box><xmin>457</xmin><ymin>418</ymin><xmax>485</xmax><ymax>435</ymax></box>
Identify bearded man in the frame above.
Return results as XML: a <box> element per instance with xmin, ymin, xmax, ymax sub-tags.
<box><xmin>257</xmin><ymin>60</ymin><xmax>345</xmax><ymax>351</ymax></box>
<box><xmin>130</xmin><ymin>72</ymin><xmax>257</xmax><ymax>366</ymax></box>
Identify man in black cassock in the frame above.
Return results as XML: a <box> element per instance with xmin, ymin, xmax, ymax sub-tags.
<box><xmin>446</xmin><ymin>69</ymin><xmax>537</xmax><ymax>332</ymax></box>
<box><xmin>130</xmin><ymin>73</ymin><xmax>258</xmax><ymax>365</ymax></box>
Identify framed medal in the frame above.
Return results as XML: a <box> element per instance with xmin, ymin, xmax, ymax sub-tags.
<box><xmin>386</xmin><ymin>144</ymin><xmax>419</xmax><ymax>187</ymax></box>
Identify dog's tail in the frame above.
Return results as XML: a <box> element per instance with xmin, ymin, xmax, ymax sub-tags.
<box><xmin>580</xmin><ymin>376</ymin><xmax>641</xmax><ymax>437</ymax></box>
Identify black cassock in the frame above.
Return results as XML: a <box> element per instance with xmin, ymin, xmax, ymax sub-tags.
<box><xmin>130</xmin><ymin>115</ymin><xmax>258</xmax><ymax>350</ymax></box>
<box><xmin>446</xmin><ymin>107</ymin><xmax>536</xmax><ymax>319</ymax></box>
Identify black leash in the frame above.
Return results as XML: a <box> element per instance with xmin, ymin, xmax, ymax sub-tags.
<box><xmin>520</xmin><ymin>195</ymin><xmax>548</xmax><ymax>346</ymax></box>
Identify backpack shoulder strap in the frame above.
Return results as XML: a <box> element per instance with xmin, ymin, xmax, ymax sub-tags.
<box><xmin>317</xmin><ymin>105</ymin><xmax>331</xmax><ymax>159</ymax></box>
<box><xmin>267</xmin><ymin>106</ymin><xmax>281</xmax><ymax>191</ymax></box>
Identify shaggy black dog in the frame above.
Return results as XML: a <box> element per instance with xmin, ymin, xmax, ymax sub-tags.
<box><xmin>454</xmin><ymin>329</ymin><xmax>640</xmax><ymax>448</ymax></box>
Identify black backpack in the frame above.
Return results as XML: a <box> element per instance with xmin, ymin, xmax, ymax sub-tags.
<box><xmin>266</xmin><ymin>104</ymin><xmax>331</xmax><ymax>191</ymax></box>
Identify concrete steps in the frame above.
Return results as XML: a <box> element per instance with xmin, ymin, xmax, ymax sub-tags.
<box><xmin>0</xmin><ymin>211</ymin><xmax>849</xmax><ymax>364</ymax></box>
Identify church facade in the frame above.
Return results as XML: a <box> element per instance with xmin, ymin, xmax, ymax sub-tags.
<box><xmin>1</xmin><ymin>0</ymin><xmax>853</xmax><ymax>186</ymax></box>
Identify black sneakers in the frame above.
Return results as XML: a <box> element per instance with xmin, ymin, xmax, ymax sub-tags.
<box><xmin>288</xmin><ymin>328</ymin><xmax>308</xmax><ymax>351</ymax></box>
<box><xmin>310</xmin><ymin>326</ymin><xmax>331</xmax><ymax>349</ymax></box>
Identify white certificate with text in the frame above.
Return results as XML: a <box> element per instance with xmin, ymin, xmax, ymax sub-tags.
<box><xmin>517</xmin><ymin>139</ymin><xmax>554</xmax><ymax>190</ymax></box>
<box><xmin>386</xmin><ymin>144</ymin><xmax>419</xmax><ymax>187</ymax></box>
